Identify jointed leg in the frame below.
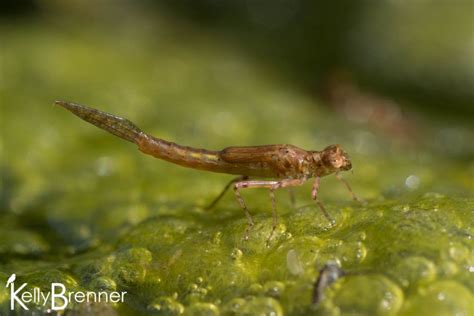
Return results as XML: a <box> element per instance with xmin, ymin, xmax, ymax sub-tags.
<box><xmin>233</xmin><ymin>178</ymin><xmax>307</xmax><ymax>243</ymax></box>
<box><xmin>205</xmin><ymin>175</ymin><xmax>248</xmax><ymax>210</ymax></box>
<box><xmin>268</xmin><ymin>178</ymin><xmax>307</xmax><ymax>244</ymax></box>
<box><xmin>335</xmin><ymin>173</ymin><xmax>364</xmax><ymax>204</ymax></box>
<box><xmin>311</xmin><ymin>176</ymin><xmax>321</xmax><ymax>200</ymax></box>
<box><xmin>268</xmin><ymin>188</ymin><xmax>278</xmax><ymax>246</ymax></box>
<box><xmin>312</xmin><ymin>177</ymin><xmax>333</xmax><ymax>222</ymax></box>
<box><xmin>233</xmin><ymin>184</ymin><xmax>257</xmax><ymax>240</ymax></box>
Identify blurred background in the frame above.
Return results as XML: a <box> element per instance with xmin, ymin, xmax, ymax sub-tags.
<box><xmin>0</xmin><ymin>0</ymin><xmax>473</xmax><ymax>314</ymax></box>
<box><xmin>2</xmin><ymin>0</ymin><xmax>473</xmax><ymax>200</ymax></box>
<box><xmin>4</xmin><ymin>0</ymin><xmax>474</xmax><ymax>116</ymax></box>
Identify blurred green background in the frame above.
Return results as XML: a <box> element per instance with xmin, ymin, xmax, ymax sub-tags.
<box><xmin>1</xmin><ymin>1</ymin><xmax>473</xmax><ymax>315</ymax></box>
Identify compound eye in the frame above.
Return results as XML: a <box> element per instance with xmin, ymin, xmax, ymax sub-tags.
<box><xmin>332</xmin><ymin>158</ymin><xmax>344</xmax><ymax>168</ymax></box>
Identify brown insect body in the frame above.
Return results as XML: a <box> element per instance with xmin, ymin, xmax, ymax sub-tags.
<box><xmin>56</xmin><ymin>101</ymin><xmax>359</xmax><ymax>244</ymax></box>
<box><xmin>139</xmin><ymin>136</ymin><xmax>350</xmax><ymax>180</ymax></box>
<box><xmin>138</xmin><ymin>137</ymin><xmax>312</xmax><ymax>178</ymax></box>
<box><xmin>220</xmin><ymin>144</ymin><xmax>312</xmax><ymax>178</ymax></box>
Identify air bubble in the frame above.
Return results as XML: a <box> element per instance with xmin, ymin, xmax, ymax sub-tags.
<box><xmin>249</xmin><ymin>283</ymin><xmax>263</xmax><ymax>295</ymax></box>
<box><xmin>186</xmin><ymin>302</ymin><xmax>219</xmax><ymax>316</ymax></box>
<box><xmin>447</xmin><ymin>242</ymin><xmax>469</xmax><ymax>263</ymax></box>
<box><xmin>147</xmin><ymin>296</ymin><xmax>184</xmax><ymax>315</ymax></box>
<box><xmin>391</xmin><ymin>256</ymin><xmax>436</xmax><ymax>288</ymax></box>
<box><xmin>231</xmin><ymin>248</ymin><xmax>243</xmax><ymax>260</ymax></box>
<box><xmin>405</xmin><ymin>175</ymin><xmax>420</xmax><ymax>190</ymax></box>
<box><xmin>263</xmin><ymin>281</ymin><xmax>285</xmax><ymax>298</ymax></box>
<box><xmin>401</xmin><ymin>281</ymin><xmax>473</xmax><ymax>315</ymax></box>
<box><xmin>332</xmin><ymin>275</ymin><xmax>404</xmax><ymax>315</ymax></box>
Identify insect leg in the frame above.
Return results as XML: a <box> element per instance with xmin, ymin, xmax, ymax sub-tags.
<box><xmin>311</xmin><ymin>176</ymin><xmax>320</xmax><ymax>200</ymax></box>
<box><xmin>335</xmin><ymin>173</ymin><xmax>365</xmax><ymax>204</ymax></box>
<box><xmin>268</xmin><ymin>188</ymin><xmax>278</xmax><ymax>246</ymax></box>
<box><xmin>311</xmin><ymin>177</ymin><xmax>334</xmax><ymax>223</ymax></box>
<box><xmin>205</xmin><ymin>175</ymin><xmax>248</xmax><ymax>210</ymax></box>
<box><xmin>233</xmin><ymin>180</ymin><xmax>278</xmax><ymax>241</ymax></box>
<box><xmin>267</xmin><ymin>178</ymin><xmax>307</xmax><ymax>245</ymax></box>
<box><xmin>234</xmin><ymin>179</ymin><xmax>307</xmax><ymax>242</ymax></box>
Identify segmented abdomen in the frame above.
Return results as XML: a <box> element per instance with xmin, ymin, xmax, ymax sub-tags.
<box><xmin>137</xmin><ymin>134</ymin><xmax>279</xmax><ymax>177</ymax></box>
<box><xmin>137</xmin><ymin>134</ymin><xmax>221</xmax><ymax>170</ymax></box>
<box><xmin>57</xmin><ymin>100</ymin><xmax>282</xmax><ymax>177</ymax></box>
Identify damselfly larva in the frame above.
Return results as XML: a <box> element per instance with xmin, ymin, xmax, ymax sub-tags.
<box><xmin>56</xmin><ymin>101</ymin><xmax>362</xmax><ymax>243</ymax></box>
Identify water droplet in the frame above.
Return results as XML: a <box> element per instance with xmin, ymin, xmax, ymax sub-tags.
<box><xmin>263</xmin><ymin>281</ymin><xmax>285</xmax><ymax>298</ymax></box>
<box><xmin>147</xmin><ymin>296</ymin><xmax>184</xmax><ymax>315</ymax></box>
<box><xmin>438</xmin><ymin>261</ymin><xmax>458</xmax><ymax>277</ymax></box>
<box><xmin>332</xmin><ymin>275</ymin><xmax>403</xmax><ymax>315</ymax></box>
<box><xmin>188</xmin><ymin>283</ymin><xmax>198</xmax><ymax>291</ymax></box>
<box><xmin>186</xmin><ymin>302</ymin><xmax>219</xmax><ymax>316</ymax></box>
<box><xmin>338</xmin><ymin>241</ymin><xmax>367</xmax><ymax>265</ymax></box>
<box><xmin>231</xmin><ymin>248</ymin><xmax>243</xmax><ymax>260</ymax></box>
<box><xmin>89</xmin><ymin>276</ymin><xmax>117</xmax><ymax>291</ymax></box>
<box><xmin>392</xmin><ymin>256</ymin><xmax>436</xmax><ymax>288</ymax></box>
<box><xmin>223</xmin><ymin>298</ymin><xmax>246</xmax><ymax>315</ymax></box>
<box><xmin>447</xmin><ymin>242</ymin><xmax>469</xmax><ymax>263</ymax></box>
<box><xmin>248</xmin><ymin>283</ymin><xmax>263</xmax><ymax>295</ymax></box>
<box><xmin>236</xmin><ymin>297</ymin><xmax>283</xmax><ymax>316</ymax></box>
<box><xmin>405</xmin><ymin>175</ymin><xmax>420</xmax><ymax>190</ymax></box>
<box><xmin>402</xmin><ymin>281</ymin><xmax>473</xmax><ymax>315</ymax></box>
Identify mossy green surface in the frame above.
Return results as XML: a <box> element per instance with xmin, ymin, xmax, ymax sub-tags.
<box><xmin>1</xmin><ymin>10</ymin><xmax>473</xmax><ymax>316</ymax></box>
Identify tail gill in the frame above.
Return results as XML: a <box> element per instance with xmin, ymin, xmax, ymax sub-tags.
<box><xmin>55</xmin><ymin>101</ymin><xmax>143</xmax><ymax>144</ymax></box>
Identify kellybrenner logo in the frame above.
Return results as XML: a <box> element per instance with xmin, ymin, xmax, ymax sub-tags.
<box><xmin>5</xmin><ymin>273</ymin><xmax>127</xmax><ymax>311</ymax></box>
<box><xmin>5</xmin><ymin>274</ymin><xmax>16</xmax><ymax>288</ymax></box>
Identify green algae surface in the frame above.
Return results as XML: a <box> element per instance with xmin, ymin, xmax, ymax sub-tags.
<box><xmin>1</xmin><ymin>10</ymin><xmax>474</xmax><ymax>316</ymax></box>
